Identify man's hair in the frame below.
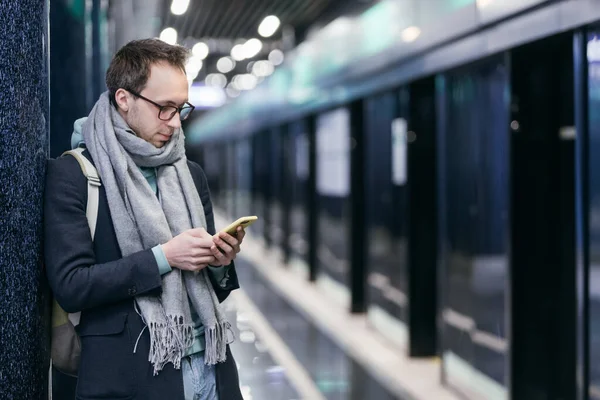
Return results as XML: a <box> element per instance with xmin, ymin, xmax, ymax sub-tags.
<box><xmin>106</xmin><ymin>38</ymin><xmax>190</xmax><ymax>105</ymax></box>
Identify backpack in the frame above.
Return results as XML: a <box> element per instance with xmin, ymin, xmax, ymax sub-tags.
<box><xmin>50</xmin><ymin>147</ymin><xmax>100</xmax><ymax>377</ymax></box>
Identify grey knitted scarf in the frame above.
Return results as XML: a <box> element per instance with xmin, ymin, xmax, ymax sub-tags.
<box><xmin>82</xmin><ymin>92</ymin><xmax>231</xmax><ymax>374</ymax></box>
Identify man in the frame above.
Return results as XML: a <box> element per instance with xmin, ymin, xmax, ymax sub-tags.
<box><xmin>44</xmin><ymin>38</ymin><xmax>244</xmax><ymax>400</ymax></box>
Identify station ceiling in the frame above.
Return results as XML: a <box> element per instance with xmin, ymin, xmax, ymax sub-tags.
<box><xmin>161</xmin><ymin>0</ymin><xmax>334</xmax><ymax>41</ymax></box>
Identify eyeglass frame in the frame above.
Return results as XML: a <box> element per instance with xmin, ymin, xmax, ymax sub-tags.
<box><xmin>126</xmin><ymin>89</ymin><xmax>195</xmax><ymax>121</ymax></box>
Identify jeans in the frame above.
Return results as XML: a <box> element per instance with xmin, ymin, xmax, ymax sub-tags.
<box><xmin>182</xmin><ymin>352</ymin><xmax>218</xmax><ymax>400</ymax></box>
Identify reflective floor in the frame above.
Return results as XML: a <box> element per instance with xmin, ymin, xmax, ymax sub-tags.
<box><xmin>234</xmin><ymin>258</ymin><xmax>401</xmax><ymax>400</ymax></box>
<box><xmin>225</xmin><ymin>302</ymin><xmax>299</xmax><ymax>400</ymax></box>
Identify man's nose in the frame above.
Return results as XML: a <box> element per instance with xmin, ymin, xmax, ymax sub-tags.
<box><xmin>167</xmin><ymin>114</ymin><xmax>182</xmax><ymax>129</ymax></box>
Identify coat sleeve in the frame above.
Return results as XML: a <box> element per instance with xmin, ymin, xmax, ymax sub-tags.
<box><xmin>44</xmin><ymin>156</ymin><xmax>163</xmax><ymax>313</ymax></box>
<box><xmin>187</xmin><ymin>160</ymin><xmax>240</xmax><ymax>302</ymax></box>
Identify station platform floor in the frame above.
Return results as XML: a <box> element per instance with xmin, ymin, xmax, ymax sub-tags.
<box><xmin>215</xmin><ymin>212</ymin><xmax>461</xmax><ymax>400</ymax></box>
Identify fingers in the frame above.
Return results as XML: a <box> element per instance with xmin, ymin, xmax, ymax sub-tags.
<box><xmin>187</xmin><ymin>228</ymin><xmax>209</xmax><ymax>238</ymax></box>
<box><xmin>210</xmin><ymin>244</ymin><xmax>229</xmax><ymax>265</ymax></box>
<box><xmin>236</xmin><ymin>227</ymin><xmax>246</xmax><ymax>244</ymax></box>
<box><xmin>213</xmin><ymin>236</ymin><xmax>233</xmax><ymax>254</ymax></box>
<box><xmin>216</xmin><ymin>231</ymin><xmax>239</xmax><ymax>248</ymax></box>
<box><xmin>185</xmin><ymin>256</ymin><xmax>216</xmax><ymax>272</ymax></box>
<box><xmin>195</xmin><ymin>255</ymin><xmax>216</xmax><ymax>265</ymax></box>
<box><xmin>194</xmin><ymin>237</ymin><xmax>215</xmax><ymax>249</ymax></box>
<box><xmin>185</xmin><ymin>227</ymin><xmax>244</xmax><ymax>269</ymax></box>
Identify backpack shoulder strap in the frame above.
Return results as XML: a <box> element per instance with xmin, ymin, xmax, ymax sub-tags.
<box><xmin>62</xmin><ymin>147</ymin><xmax>101</xmax><ymax>241</ymax></box>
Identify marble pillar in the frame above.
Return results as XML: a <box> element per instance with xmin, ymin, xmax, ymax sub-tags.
<box><xmin>0</xmin><ymin>0</ymin><xmax>51</xmax><ymax>399</ymax></box>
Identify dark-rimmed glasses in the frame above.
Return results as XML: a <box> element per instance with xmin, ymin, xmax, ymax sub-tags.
<box><xmin>127</xmin><ymin>89</ymin><xmax>195</xmax><ymax>121</ymax></box>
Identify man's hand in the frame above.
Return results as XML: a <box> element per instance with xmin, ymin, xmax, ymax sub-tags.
<box><xmin>162</xmin><ymin>228</ymin><xmax>217</xmax><ymax>272</ymax></box>
<box><xmin>210</xmin><ymin>226</ymin><xmax>246</xmax><ymax>267</ymax></box>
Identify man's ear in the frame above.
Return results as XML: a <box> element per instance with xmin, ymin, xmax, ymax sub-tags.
<box><xmin>114</xmin><ymin>88</ymin><xmax>130</xmax><ymax>112</ymax></box>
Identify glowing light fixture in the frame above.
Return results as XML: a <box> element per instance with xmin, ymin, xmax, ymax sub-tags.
<box><xmin>231</xmin><ymin>44</ymin><xmax>246</xmax><ymax>61</ymax></box>
<box><xmin>186</xmin><ymin>67</ymin><xmax>200</xmax><ymax>81</ymax></box>
<box><xmin>185</xmin><ymin>56</ymin><xmax>203</xmax><ymax>81</ymax></box>
<box><xmin>243</xmin><ymin>38</ymin><xmax>263</xmax><ymax>59</ymax></box>
<box><xmin>238</xmin><ymin>74</ymin><xmax>258</xmax><ymax>91</ymax></box>
<box><xmin>187</xmin><ymin>56</ymin><xmax>203</xmax><ymax>72</ymax></box>
<box><xmin>192</xmin><ymin>42</ymin><xmax>209</xmax><ymax>60</ymax></box>
<box><xmin>216</xmin><ymin>57</ymin><xmax>236</xmax><ymax>74</ymax></box>
<box><xmin>401</xmin><ymin>26</ymin><xmax>421</xmax><ymax>43</ymax></box>
<box><xmin>170</xmin><ymin>0</ymin><xmax>190</xmax><ymax>16</ymax></box>
<box><xmin>205</xmin><ymin>73</ymin><xmax>227</xmax><ymax>89</ymax></box>
<box><xmin>258</xmin><ymin>15</ymin><xmax>281</xmax><ymax>38</ymax></box>
<box><xmin>252</xmin><ymin>60</ymin><xmax>274</xmax><ymax>77</ymax></box>
<box><xmin>268</xmin><ymin>49</ymin><xmax>284</xmax><ymax>66</ymax></box>
<box><xmin>159</xmin><ymin>27</ymin><xmax>178</xmax><ymax>45</ymax></box>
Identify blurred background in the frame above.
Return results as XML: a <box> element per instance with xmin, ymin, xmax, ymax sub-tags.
<box><xmin>3</xmin><ymin>0</ymin><xmax>600</xmax><ymax>399</ymax></box>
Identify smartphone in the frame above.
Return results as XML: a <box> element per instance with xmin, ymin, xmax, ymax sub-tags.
<box><xmin>219</xmin><ymin>216</ymin><xmax>258</xmax><ymax>236</ymax></box>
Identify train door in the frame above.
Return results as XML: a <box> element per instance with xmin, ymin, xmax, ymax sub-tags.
<box><xmin>510</xmin><ymin>32</ymin><xmax>576</xmax><ymax>399</ymax></box>
<box><xmin>251</xmin><ymin>130</ymin><xmax>270</xmax><ymax>244</ymax></box>
<box><xmin>315</xmin><ymin>107</ymin><xmax>353</xmax><ymax>306</ymax></box>
<box><xmin>406</xmin><ymin>77</ymin><xmax>439</xmax><ymax>357</ymax></box>
<box><xmin>267</xmin><ymin>127</ymin><xmax>285</xmax><ymax>252</ymax></box>
<box><xmin>287</xmin><ymin>119</ymin><xmax>311</xmax><ymax>274</ymax></box>
<box><xmin>364</xmin><ymin>90</ymin><xmax>409</xmax><ymax>349</ymax></box>
<box><xmin>438</xmin><ymin>56</ymin><xmax>510</xmax><ymax>399</ymax></box>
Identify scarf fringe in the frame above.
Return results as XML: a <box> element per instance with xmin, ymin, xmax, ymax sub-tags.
<box><xmin>147</xmin><ymin>318</ymin><xmax>195</xmax><ymax>376</ymax></box>
<box><xmin>204</xmin><ymin>321</ymin><xmax>233</xmax><ymax>365</ymax></box>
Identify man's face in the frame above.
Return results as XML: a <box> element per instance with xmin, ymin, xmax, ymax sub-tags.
<box><xmin>121</xmin><ymin>63</ymin><xmax>189</xmax><ymax>148</ymax></box>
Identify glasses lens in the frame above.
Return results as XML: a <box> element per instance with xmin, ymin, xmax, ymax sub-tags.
<box><xmin>159</xmin><ymin>106</ymin><xmax>178</xmax><ymax>121</ymax></box>
<box><xmin>179</xmin><ymin>105</ymin><xmax>194</xmax><ymax>121</ymax></box>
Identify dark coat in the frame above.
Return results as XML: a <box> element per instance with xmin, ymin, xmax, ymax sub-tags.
<box><xmin>44</xmin><ymin>150</ymin><xmax>243</xmax><ymax>400</ymax></box>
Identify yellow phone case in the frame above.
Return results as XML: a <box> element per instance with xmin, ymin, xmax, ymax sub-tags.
<box><xmin>220</xmin><ymin>216</ymin><xmax>258</xmax><ymax>235</ymax></box>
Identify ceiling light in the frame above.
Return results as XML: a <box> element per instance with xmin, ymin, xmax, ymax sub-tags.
<box><xmin>216</xmin><ymin>57</ymin><xmax>236</xmax><ymax>74</ymax></box>
<box><xmin>185</xmin><ymin>56</ymin><xmax>203</xmax><ymax>81</ymax></box>
<box><xmin>231</xmin><ymin>44</ymin><xmax>246</xmax><ymax>61</ymax></box>
<box><xmin>230</xmin><ymin>75</ymin><xmax>241</xmax><ymax>91</ymax></box>
<box><xmin>205</xmin><ymin>73</ymin><xmax>227</xmax><ymax>89</ymax></box>
<box><xmin>268</xmin><ymin>49</ymin><xmax>284</xmax><ymax>66</ymax></box>
<box><xmin>243</xmin><ymin>38</ymin><xmax>262</xmax><ymax>59</ymax></box>
<box><xmin>238</xmin><ymin>74</ymin><xmax>258</xmax><ymax>91</ymax></box>
<box><xmin>186</xmin><ymin>56</ymin><xmax>203</xmax><ymax>72</ymax></box>
<box><xmin>186</xmin><ymin>66</ymin><xmax>200</xmax><ymax>81</ymax></box>
<box><xmin>192</xmin><ymin>42</ymin><xmax>209</xmax><ymax>60</ymax></box>
<box><xmin>159</xmin><ymin>27</ymin><xmax>178</xmax><ymax>45</ymax></box>
<box><xmin>258</xmin><ymin>15</ymin><xmax>281</xmax><ymax>38</ymax></box>
<box><xmin>170</xmin><ymin>0</ymin><xmax>190</xmax><ymax>16</ymax></box>
<box><xmin>252</xmin><ymin>60</ymin><xmax>274</xmax><ymax>77</ymax></box>
<box><xmin>401</xmin><ymin>26</ymin><xmax>421</xmax><ymax>43</ymax></box>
